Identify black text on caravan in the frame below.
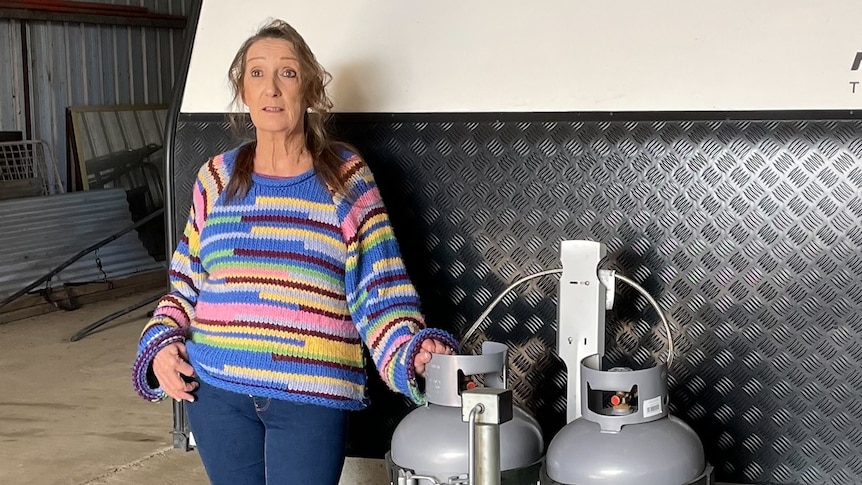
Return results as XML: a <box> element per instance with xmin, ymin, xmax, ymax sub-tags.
<box><xmin>850</xmin><ymin>52</ymin><xmax>862</xmax><ymax>93</ymax></box>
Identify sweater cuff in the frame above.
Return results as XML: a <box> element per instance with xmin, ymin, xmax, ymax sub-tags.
<box><xmin>400</xmin><ymin>328</ymin><xmax>460</xmax><ymax>405</ymax></box>
<box><xmin>132</xmin><ymin>325</ymin><xmax>187</xmax><ymax>402</ymax></box>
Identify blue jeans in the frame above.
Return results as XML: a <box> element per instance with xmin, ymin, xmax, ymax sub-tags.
<box><xmin>186</xmin><ymin>378</ymin><xmax>349</xmax><ymax>485</ymax></box>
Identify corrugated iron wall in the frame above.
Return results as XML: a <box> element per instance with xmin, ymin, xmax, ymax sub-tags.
<box><xmin>0</xmin><ymin>0</ymin><xmax>194</xmax><ymax>187</ymax></box>
<box><xmin>0</xmin><ymin>19</ymin><xmax>26</xmax><ymax>135</ymax></box>
<box><xmin>0</xmin><ymin>187</ymin><xmax>165</xmax><ymax>300</ymax></box>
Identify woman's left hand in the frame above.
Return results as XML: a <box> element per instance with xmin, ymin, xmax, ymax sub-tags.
<box><xmin>413</xmin><ymin>338</ymin><xmax>455</xmax><ymax>378</ymax></box>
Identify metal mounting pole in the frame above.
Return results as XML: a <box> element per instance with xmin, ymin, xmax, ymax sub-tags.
<box><xmin>462</xmin><ymin>388</ymin><xmax>513</xmax><ymax>485</ymax></box>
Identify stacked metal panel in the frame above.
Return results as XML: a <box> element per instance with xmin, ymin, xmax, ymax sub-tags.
<box><xmin>0</xmin><ymin>187</ymin><xmax>165</xmax><ymax>299</ymax></box>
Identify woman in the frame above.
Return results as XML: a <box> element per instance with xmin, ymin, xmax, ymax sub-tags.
<box><xmin>132</xmin><ymin>19</ymin><xmax>458</xmax><ymax>485</ymax></box>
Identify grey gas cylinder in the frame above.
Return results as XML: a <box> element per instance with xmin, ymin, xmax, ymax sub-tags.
<box><xmin>543</xmin><ymin>354</ymin><xmax>715</xmax><ymax>485</ymax></box>
<box><xmin>388</xmin><ymin>341</ymin><xmax>544</xmax><ymax>484</ymax></box>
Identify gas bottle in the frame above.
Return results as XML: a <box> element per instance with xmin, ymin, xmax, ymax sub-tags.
<box><xmin>542</xmin><ymin>354</ymin><xmax>715</xmax><ymax>485</ymax></box>
<box><xmin>386</xmin><ymin>341</ymin><xmax>544</xmax><ymax>484</ymax></box>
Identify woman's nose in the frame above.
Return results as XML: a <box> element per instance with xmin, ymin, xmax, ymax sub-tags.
<box><xmin>264</xmin><ymin>78</ymin><xmax>280</xmax><ymax>97</ymax></box>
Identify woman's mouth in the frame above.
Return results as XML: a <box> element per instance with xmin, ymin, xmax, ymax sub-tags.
<box><xmin>263</xmin><ymin>107</ymin><xmax>284</xmax><ymax>112</ymax></box>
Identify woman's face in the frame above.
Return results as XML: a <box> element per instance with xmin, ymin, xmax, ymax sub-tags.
<box><xmin>241</xmin><ymin>38</ymin><xmax>305</xmax><ymax>136</ymax></box>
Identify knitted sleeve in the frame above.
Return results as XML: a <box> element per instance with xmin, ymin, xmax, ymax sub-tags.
<box><xmin>337</xmin><ymin>155</ymin><xmax>459</xmax><ymax>404</ymax></box>
<box><xmin>132</xmin><ymin>160</ymin><xmax>217</xmax><ymax>401</ymax></box>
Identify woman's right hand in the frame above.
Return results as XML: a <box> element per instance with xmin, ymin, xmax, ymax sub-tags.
<box><xmin>153</xmin><ymin>342</ymin><xmax>198</xmax><ymax>402</ymax></box>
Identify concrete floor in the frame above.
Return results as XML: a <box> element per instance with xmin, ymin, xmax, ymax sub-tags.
<box><xmin>0</xmin><ymin>292</ymin><xmax>388</xmax><ymax>485</ymax></box>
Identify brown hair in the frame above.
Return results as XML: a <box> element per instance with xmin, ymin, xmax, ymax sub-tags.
<box><xmin>224</xmin><ymin>19</ymin><xmax>349</xmax><ymax>200</ymax></box>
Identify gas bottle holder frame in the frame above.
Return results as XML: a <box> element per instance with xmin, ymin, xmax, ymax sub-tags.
<box><xmin>460</xmin><ymin>268</ymin><xmax>675</xmax><ymax>370</ymax></box>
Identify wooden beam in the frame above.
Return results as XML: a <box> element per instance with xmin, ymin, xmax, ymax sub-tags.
<box><xmin>0</xmin><ymin>179</ymin><xmax>44</xmax><ymax>200</ymax></box>
<box><xmin>0</xmin><ymin>270</ymin><xmax>166</xmax><ymax>324</ymax></box>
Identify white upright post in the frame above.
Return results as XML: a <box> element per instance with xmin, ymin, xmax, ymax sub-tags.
<box><xmin>557</xmin><ymin>240</ymin><xmax>607</xmax><ymax>423</ymax></box>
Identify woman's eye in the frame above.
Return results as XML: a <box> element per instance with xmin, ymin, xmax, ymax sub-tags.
<box><xmin>250</xmin><ymin>69</ymin><xmax>262</xmax><ymax>77</ymax></box>
<box><xmin>282</xmin><ymin>69</ymin><xmax>297</xmax><ymax>78</ymax></box>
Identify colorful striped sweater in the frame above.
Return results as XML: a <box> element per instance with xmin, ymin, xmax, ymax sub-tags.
<box><xmin>132</xmin><ymin>146</ymin><xmax>458</xmax><ymax>410</ymax></box>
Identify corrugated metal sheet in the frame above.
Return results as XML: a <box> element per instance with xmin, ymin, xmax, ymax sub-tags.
<box><xmin>72</xmin><ymin>107</ymin><xmax>168</xmax><ymax>161</ymax></box>
<box><xmin>0</xmin><ymin>188</ymin><xmax>166</xmax><ymax>299</ymax></box>
<box><xmin>0</xmin><ymin>19</ymin><xmax>26</xmax><ymax>135</ymax></box>
<box><xmin>16</xmin><ymin>0</ymin><xmax>193</xmax><ymax>188</ymax></box>
<box><xmin>68</xmin><ymin>106</ymin><xmax>168</xmax><ymax>201</ymax></box>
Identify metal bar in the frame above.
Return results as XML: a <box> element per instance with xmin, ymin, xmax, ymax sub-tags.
<box><xmin>69</xmin><ymin>292</ymin><xmax>160</xmax><ymax>342</ymax></box>
<box><xmin>0</xmin><ymin>9</ymin><xmax>186</xmax><ymax>29</ymax></box>
<box><xmin>172</xmin><ymin>398</ymin><xmax>191</xmax><ymax>450</ymax></box>
<box><xmin>468</xmin><ymin>404</ymin><xmax>483</xmax><ymax>485</ymax></box>
<box><xmin>474</xmin><ymin>423</ymin><xmax>501</xmax><ymax>485</ymax></box>
<box><xmin>19</xmin><ymin>20</ymin><xmax>31</xmax><ymax>140</ymax></box>
<box><xmin>17</xmin><ymin>0</ymin><xmax>149</xmax><ymax>14</ymax></box>
<box><xmin>165</xmin><ymin>0</ymin><xmax>202</xmax><ymax>452</ymax></box>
